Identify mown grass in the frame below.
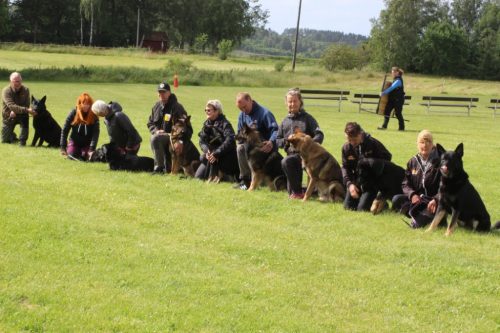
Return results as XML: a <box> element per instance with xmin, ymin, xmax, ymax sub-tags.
<box><xmin>0</xmin><ymin>82</ymin><xmax>499</xmax><ymax>332</ymax></box>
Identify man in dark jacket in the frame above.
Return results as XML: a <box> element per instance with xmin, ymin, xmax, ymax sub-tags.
<box><xmin>147</xmin><ymin>82</ymin><xmax>192</xmax><ymax>173</ymax></box>
<box><xmin>276</xmin><ymin>88</ymin><xmax>323</xmax><ymax>199</ymax></box>
<box><xmin>91</xmin><ymin>100</ymin><xmax>142</xmax><ymax>154</ymax></box>
<box><xmin>2</xmin><ymin>72</ymin><xmax>36</xmax><ymax>145</ymax></box>
<box><xmin>341</xmin><ymin>122</ymin><xmax>392</xmax><ymax>211</ymax></box>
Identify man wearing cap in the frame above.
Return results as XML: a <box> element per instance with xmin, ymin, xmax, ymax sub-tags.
<box><xmin>147</xmin><ymin>82</ymin><xmax>192</xmax><ymax>173</ymax></box>
<box><xmin>2</xmin><ymin>72</ymin><xmax>36</xmax><ymax>145</ymax></box>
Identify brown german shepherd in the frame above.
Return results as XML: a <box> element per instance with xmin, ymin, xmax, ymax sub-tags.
<box><xmin>287</xmin><ymin>128</ymin><xmax>345</xmax><ymax>202</ymax></box>
<box><xmin>169</xmin><ymin>115</ymin><xmax>200</xmax><ymax>177</ymax></box>
<box><xmin>235</xmin><ymin>124</ymin><xmax>285</xmax><ymax>191</ymax></box>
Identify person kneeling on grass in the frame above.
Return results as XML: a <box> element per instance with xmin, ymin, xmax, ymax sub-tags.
<box><xmin>91</xmin><ymin>100</ymin><xmax>142</xmax><ymax>155</ymax></box>
<box><xmin>341</xmin><ymin>122</ymin><xmax>392</xmax><ymax>211</ymax></box>
<box><xmin>392</xmin><ymin>130</ymin><xmax>441</xmax><ymax>228</ymax></box>
<box><xmin>60</xmin><ymin>93</ymin><xmax>100</xmax><ymax>161</ymax></box>
<box><xmin>276</xmin><ymin>88</ymin><xmax>323</xmax><ymax>199</ymax></box>
<box><xmin>195</xmin><ymin>99</ymin><xmax>239</xmax><ymax>182</ymax></box>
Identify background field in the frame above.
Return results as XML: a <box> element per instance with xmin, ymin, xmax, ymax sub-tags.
<box><xmin>0</xmin><ymin>51</ymin><xmax>499</xmax><ymax>332</ymax></box>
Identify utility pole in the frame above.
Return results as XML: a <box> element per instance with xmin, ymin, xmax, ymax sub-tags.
<box><xmin>136</xmin><ymin>6</ymin><xmax>140</xmax><ymax>47</ymax></box>
<box><xmin>292</xmin><ymin>0</ymin><xmax>302</xmax><ymax>72</ymax></box>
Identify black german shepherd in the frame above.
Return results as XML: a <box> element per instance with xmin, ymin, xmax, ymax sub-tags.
<box><xmin>236</xmin><ymin>124</ymin><xmax>285</xmax><ymax>191</ymax></box>
<box><xmin>357</xmin><ymin>157</ymin><xmax>405</xmax><ymax>214</ymax></box>
<box><xmin>31</xmin><ymin>95</ymin><xmax>61</xmax><ymax>147</ymax></box>
<box><xmin>426</xmin><ymin>143</ymin><xmax>499</xmax><ymax>236</ymax></box>
<box><xmin>102</xmin><ymin>143</ymin><xmax>154</xmax><ymax>172</ymax></box>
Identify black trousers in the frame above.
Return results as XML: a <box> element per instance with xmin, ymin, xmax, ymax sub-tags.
<box><xmin>381</xmin><ymin>99</ymin><xmax>404</xmax><ymax>130</ymax></box>
<box><xmin>281</xmin><ymin>154</ymin><xmax>302</xmax><ymax>194</ymax></box>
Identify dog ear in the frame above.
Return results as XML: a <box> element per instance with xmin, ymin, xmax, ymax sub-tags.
<box><xmin>31</xmin><ymin>95</ymin><xmax>35</xmax><ymax>102</ymax></box>
<box><xmin>455</xmin><ymin>143</ymin><xmax>464</xmax><ymax>158</ymax></box>
<box><xmin>40</xmin><ymin>96</ymin><xmax>47</xmax><ymax>104</ymax></box>
<box><xmin>436</xmin><ymin>143</ymin><xmax>446</xmax><ymax>156</ymax></box>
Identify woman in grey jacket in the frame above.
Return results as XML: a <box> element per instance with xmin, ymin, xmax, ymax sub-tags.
<box><xmin>276</xmin><ymin>88</ymin><xmax>324</xmax><ymax>199</ymax></box>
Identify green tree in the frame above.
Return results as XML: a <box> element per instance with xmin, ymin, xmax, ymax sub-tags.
<box><xmin>417</xmin><ymin>20</ymin><xmax>469</xmax><ymax>75</ymax></box>
<box><xmin>217</xmin><ymin>39</ymin><xmax>233</xmax><ymax>60</ymax></box>
<box><xmin>194</xmin><ymin>33</ymin><xmax>209</xmax><ymax>53</ymax></box>
<box><xmin>320</xmin><ymin>44</ymin><xmax>360</xmax><ymax>71</ymax></box>
<box><xmin>474</xmin><ymin>1</ymin><xmax>500</xmax><ymax>79</ymax></box>
<box><xmin>369</xmin><ymin>0</ymin><xmax>448</xmax><ymax>71</ymax></box>
<box><xmin>0</xmin><ymin>0</ymin><xmax>10</xmax><ymax>38</ymax></box>
<box><xmin>451</xmin><ymin>0</ymin><xmax>484</xmax><ymax>39</ymax></box>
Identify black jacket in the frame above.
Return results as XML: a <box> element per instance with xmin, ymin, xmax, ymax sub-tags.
<box><xmin>276</xmin><ymin>109</ymin><xmax>324</xmax><ymax>155</ymax></box>
<box><xmin>198</xmin><ymin>114</ymin><xmax>236</xmax><ymax>158</ymax></box>
<box><xmin>341</xmin><ymin>133</ymin><xmax>392</xmax><ymax>187</ymax></box>
<box><xmin>402</xmin><ymin>148</ymin><xmax>441</xmax><ymax>200</ymax></box>
<box><xmin>147</xmin><ymin>94</ymin><xmax>192</xmax><ymax>141</ymax></box>
<box><xmin>104</xmin><ymin>102</ymin><xmax>142</xmax><ymax>149</ymax></box>
<box><xmin>60</xmin><ymin>109</ymin><xmax>100</xmax><ymax>150</ymax></box>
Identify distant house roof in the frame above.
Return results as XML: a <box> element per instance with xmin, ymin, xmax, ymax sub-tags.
<box><xmin>142</xmin><ymin>32</ymin><xmax>169</xmax><ymax>52</ymax></box>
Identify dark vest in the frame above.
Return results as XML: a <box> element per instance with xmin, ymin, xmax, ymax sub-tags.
<box><xmin>389</xmin><ymin>75</ymin><xmax>405</xmax><ymax>103</ymax></box>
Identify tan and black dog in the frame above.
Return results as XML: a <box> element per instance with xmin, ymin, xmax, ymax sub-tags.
<box><xmin>287</xmin><ymin>128</ymin><xmax>345</xmax><ymax>202</ymax></box>
<box><xmin>169</xmin><ymin>115</ymin><xmax>200</xmax><ymax>177</ymax></box>
<box><xmin>235</xmin><ymin>124</ymin><xmax>285</xmax><ymax>191</ymax></box>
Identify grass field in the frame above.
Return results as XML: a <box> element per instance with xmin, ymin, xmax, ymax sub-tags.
<box><xmin>0</xmin><ymin>51</ymin><xmax>499</xmax><ymax>331</ymax></box>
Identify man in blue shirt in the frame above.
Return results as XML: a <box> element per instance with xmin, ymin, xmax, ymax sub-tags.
<box><xmin>235</xmin><ymin>92</ymin><xmax>279</xmax><ymax>190</ymax></box>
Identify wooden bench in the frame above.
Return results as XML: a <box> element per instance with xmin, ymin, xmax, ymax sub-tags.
<box><xmin>351</xmin><ymin>93</ymin><xmax>411</xmax><ymax>113</ymax></box>
<box><xmin>301</xmin><ymin>89</ymin><xmax>350</xmax><ymax>112</ymax></box>
<box><xmin>420</xmin><ymin>96</ymin><xmax>478</xmax><ymax>116</ymax></box>
<box><xmin>488</xmin><ymin>99</ymin><xmax>499</xmax><ymax>118</ymax></box>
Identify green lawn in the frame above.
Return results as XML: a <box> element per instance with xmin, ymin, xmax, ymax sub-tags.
<box><xmin>1</xmin><ymin>81</ymin><xmax>499</xmax><ymax>332</ymax></box>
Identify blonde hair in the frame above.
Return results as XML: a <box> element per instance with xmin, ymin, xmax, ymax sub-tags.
<box><xmin>206</xmin><ymin>99</ymin><xmax>223</xmax><ymax>114</ymax></box>
<box><xmin>285</xmin><ymin>87</ymin><xmax>304</xmax><ymax>108</ymax></box>
<box><xmin>417</xmin><ymin>129</ymin><xmax>433</xmax><ymax>143</ymax></box>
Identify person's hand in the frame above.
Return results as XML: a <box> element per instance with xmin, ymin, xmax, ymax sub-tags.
<box><xmin>27</xmin><ymin>108</ymin><xmax>37</xmax><ymax>116</ymax></box>
<box><xmin>207</xmin><ymin>152</ymin><xmax>217</xmax><ymax>164</ymax></box>
<box><xmin>379</xmin><ymin>92</ymin><xmax>383</xmax><ymax>97</ymax></box>
<box><xmin>411</xmin><ymin>194</ymin><xmax>421</xmax><ymax>204</ymax></box>
<box><xmin>261</xmin><ymin>140</ymin><xmax>273</xmax><ymax>153</ymax></box>
<box><xmin>60</xmin><ymin>149</ymin><xmax>67</xmax><ymax>156</ymax></box>
<box><xmin>427</xmin><ymin>199</ymin><xmax>437</xmax><ymax>214</ymax></box>
<box><xmin>349</xmin><ymin>184</ymin><xmax>360</xmax><ymax>199</ymax></box>
<box><xmin>174</xmin><ymin>141</ymin><xmax>183</xmax><ymax>154</ymax></box>
<box><xmin>9</xmin><ymin>111</ymin><xmax>16</xmax><ymax>119</ymax></box>
<box><xmin>88</xmin><ymin>150</ymin><xmax>94</xmax><ymax>160</ymax></box>
<box><xmin>155</xmin><ymin>129</ymin><xmax>166</xmax><ymax>135</ymax></box>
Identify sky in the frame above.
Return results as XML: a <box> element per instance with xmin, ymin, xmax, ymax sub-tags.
<box><xmin>257</xmin><ymin>0</ymin><xmax>386</xmax><ymax>36</ymax></box>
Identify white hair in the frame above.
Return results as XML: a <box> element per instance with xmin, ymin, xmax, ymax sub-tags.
<box><xmin>206</xmin><ymin>99</ymin><xmax>223</xmax><ymax>114</ymax></box>
<box><xmin>10</xmin><ymin>72</ymin><xmax>22</xmax><ymax>81</ymax></box>
<box><xmin>91</xmin><ymin>100</ymin><xmax>109</xmax><ymax>117</ymax></box>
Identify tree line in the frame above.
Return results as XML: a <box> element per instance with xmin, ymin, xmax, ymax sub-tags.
<box><xmin>0</xmin><ymin>0</ymin><xmax>267</xmax><ymax>51</ymax></box>
<box><xmin>0</xmin><ymin>0</ymin><xmax>498</xmax><ymax>80</ymax></box>
<box><xmin>368</xmin><ymin>0</ymin><xmax>499</xmax><ymax>80</ymax></box>
<box><xmin>239</xmin><ymin>28</ymin><xmax>368</xmax><ymax>58</ymax></box>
